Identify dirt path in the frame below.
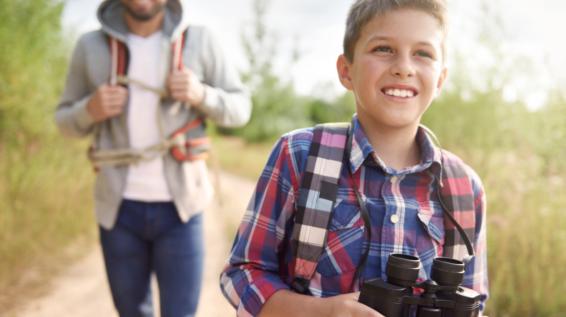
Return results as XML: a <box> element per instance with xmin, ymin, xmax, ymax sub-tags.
<box><xmin>12</xmin><ymin>172</ymin><xmax>254</xmax><ymax>317</ymax></box>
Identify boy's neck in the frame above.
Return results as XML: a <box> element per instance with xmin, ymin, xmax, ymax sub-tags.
<box><xmin>359</xmin><ymin>119</ymin><xmax>421</xmax><ymax>170</ymax></box>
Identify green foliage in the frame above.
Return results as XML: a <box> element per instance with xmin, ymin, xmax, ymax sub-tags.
<box><xmin>241</xmin><ymin>80</ymin><xmax>312</xmax><ymax>142</ymax></box>
<box><xmin>0</xmin><ymin>0</ymin><xmax>95</xmax><ymax>310</ymax></box>
<box><xmin>308</xmin><ymin>93</ymin><xmax>356</xmax><ymax>124</ymax></box>
<box><xmin>531</xmin><ymin>92</ymin><xmax>566</xmax><ymax>174</ymax></box>
<box><xmin>218</xmin><ymin>0</ymin><xmax>359</xmax><ymax>143</ymax></box>
<box><xmin>421</xmin><ymin>89</ymin><xmax>566</xmax><ymax>316</ymax></box>
<box><xmin>217</xmin><ymin>0</ymin><xmax>313</xmax><ymax>142</ymax></box>
<box><xmin>0</xmin><ymin>0</ymin><xmax>68</xmax><ymax>144</ymax></box>
<box><xmin>423</xmin><ymin>9</ymin><xmax>566</xmax><ymax>314</ymax></box>
<box><xmin>423</xmin><ymin>89</ymin><xmax>525</xmax><ymax>153</ymax></box>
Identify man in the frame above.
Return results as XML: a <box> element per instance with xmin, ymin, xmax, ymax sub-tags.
<box><xmin>56</xmin><ymin>0</ymin><xmax>251</xmax><ymax>316</ymax></box>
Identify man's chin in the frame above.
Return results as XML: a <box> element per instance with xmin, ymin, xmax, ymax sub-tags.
<box><xmin>124</xmin><ymin>5</ymin><xmax>165</xmax><ymax>22</ymax></box>
<box><xmin>127</xmin><ymin>12</ymin><xmax>156</xmax><ymax>21</ymax></box>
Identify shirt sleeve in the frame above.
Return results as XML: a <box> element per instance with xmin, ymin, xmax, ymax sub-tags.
<box><xmin>196</xmin><ymin>26</ymin><xmax>251</xmax><ymax>128</ymax></box>
<box><xmin>220</xmin><ymin>133</ymin><xmax>305</xmax><ymax>317</ymax></box>
<box><xmin>462</xmin><ymin>170</ymin><xmax>489</xmax><ymax>311</ymax></box>
<box><xmin>54</xmin><ymin>34</ymin><xmax>96</xmax><ymax>138</ymax></box>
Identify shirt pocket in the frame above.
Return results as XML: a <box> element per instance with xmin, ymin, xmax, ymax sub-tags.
<box><xmin>416</xmin><ymin>203</ymin><xmax>445</xmax><ymax>253</ymax></box>
<box><xmin>316</xmin><ymin>200</ymin><xmax>365</xmax><ymax>277</ymax></box>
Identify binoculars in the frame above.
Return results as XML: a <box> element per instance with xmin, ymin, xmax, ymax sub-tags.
<box><xmin>359</xmin><ymin>254</ymin><xmax>481</xmax><ymax>317</ymax></box>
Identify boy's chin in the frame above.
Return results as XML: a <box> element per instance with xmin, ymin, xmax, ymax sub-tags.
<box><xmin>357</xmin><ymin>112</ymin><xmax>422</xmax><ymax>132</ymax></box>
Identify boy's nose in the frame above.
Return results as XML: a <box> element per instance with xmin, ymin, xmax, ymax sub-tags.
<box><xmin>390</xmin><ymin>56</ymin><xmax>415</xmax><ymax>79</ymax></box>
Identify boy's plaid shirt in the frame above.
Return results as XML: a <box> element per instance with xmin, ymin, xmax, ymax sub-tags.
<box><xmin>220</xmin><ymin>117</ymin><xmax>488</xmax><ymax>317</ymax></box>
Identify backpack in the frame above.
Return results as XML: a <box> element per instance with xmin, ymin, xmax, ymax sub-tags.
<box><xmin>88</xmin><ymin>27</ymin><xmax>210</xmax><ymax>168</ymax></box>
<box><xmin>290</xmin><ymin>123</ymin><xmax>476</xmax><ymax>294</ymax></box>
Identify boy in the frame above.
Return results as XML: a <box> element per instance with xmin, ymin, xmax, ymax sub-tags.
<box><xmin>220</xmin><ymin>0</ymin><xmax>488</xmax><ymax>316</ymax></box>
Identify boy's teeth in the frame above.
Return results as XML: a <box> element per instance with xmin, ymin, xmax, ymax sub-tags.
<box><xmin>385</xmin><ymin>89</ymin><xmax>414</xmax><ymax>98</ymax></box>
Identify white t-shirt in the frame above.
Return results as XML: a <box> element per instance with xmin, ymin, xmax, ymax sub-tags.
<box><xmin>122</xmin><ymin>31</ymin><xmax>172</xmax><ymax>201</ymax></box>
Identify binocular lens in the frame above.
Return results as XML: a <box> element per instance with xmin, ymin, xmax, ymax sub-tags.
<box><xmin>431</xmin><ymin>257</ymin><xmax>464</xmax><ymax>287</ymax></box>
<box><xmin>386</xmin><ymin>254</ymin><xmax>421</xmax><ymax>287</ymax></box>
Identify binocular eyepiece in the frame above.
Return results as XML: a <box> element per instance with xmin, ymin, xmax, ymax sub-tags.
<box><xmin>359</xmin><ymin>254</ymin><xmax>481</xmax><ymax>317</ymax></box>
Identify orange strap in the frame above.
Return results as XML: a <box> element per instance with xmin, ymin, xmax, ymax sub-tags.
<box><xmin>172</xmin><ymin>30</ymin><xmax>185</xmax><ymax>72</ymax></box>
<box><xmin>175</xmin><ymin>118</ymin><xmax>203</xmax><ymax>135</ymax></box>
<box><xmin>108</xmin><ymin>37</ymin><xmax>128</xmax><ymax>84</ymax></box>
<box><xmin>108</xmin><ymin>28</ymin><xmax>188</xmax><ymax>84</ymax></box>
<box><xmin>186</xmin><ymin>137</ymin><xmax>209</xmax><ymax>147</ymax></box>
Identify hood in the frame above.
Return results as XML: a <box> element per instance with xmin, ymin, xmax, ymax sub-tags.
<box><xmin>97</xmin><ymin>0</ymin><xmax>186</xmax><ymax>42</ymax></box>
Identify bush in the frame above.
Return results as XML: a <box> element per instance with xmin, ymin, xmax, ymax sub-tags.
<box><xmin>0</xmin><ymin>0</ymin><xmax>95</xmax><ymax>311</ymax></box>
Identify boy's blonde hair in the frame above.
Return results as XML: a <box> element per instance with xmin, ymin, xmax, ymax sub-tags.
<box><xmin>343</xmin><ymin>0</ymin><xmax>447</xmax><ymax>62</ymax></box>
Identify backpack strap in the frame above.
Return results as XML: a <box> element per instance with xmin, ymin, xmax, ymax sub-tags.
<box><xmin>166</xmin><ymin>27</ymin><xmax>211</xmax><ymax>161</ymax></box>
<box><xmin>169</xmin><ymin>117</ymin><xmax>211</xmax><ymax>161</ymax></box>
<box><xmin>108</xmin><ymin>36</ymin><xmax>128</xmax><ymax>85</ymax></box>
<box><xmin>89</xmin><ymin>28</ymin><xmax>209</xmax><ymax>168</ymax></box>
<box><xmin>438</xmin><ymin>152</ymin><xmax>477</xmax><ymax>262</ymax></box>
<box><xmin>289</xmin><ymin>124</ymin><xmax>478</xmax><ymax>293</ymax></box>
<box><xmin>107</xmin><ymin>27</ymin><xmax>188</xmax><ymax>86</ymax></box>
<box><xmin>290</xmin><ymin>122</ymin><xmax>349</xmax><ymax>294</ymax></box>
<box><xmin>171</xmin><ymin>28</ymin><xmax>187</xmax><ymax>72</ymax></box>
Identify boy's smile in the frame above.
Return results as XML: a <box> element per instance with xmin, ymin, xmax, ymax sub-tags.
<box><xmin>382</xmin><ymin>83</ymin><xmax>418</xmax><ymax>99</ymax></box>
<box><xmin>337</xmin><ymin>8</ymin><xmax>447</xmax><ymax>135</ymax></box>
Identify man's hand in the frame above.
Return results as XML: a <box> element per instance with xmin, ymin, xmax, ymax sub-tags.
<box><xmin>86</xmin><ymin>84</ymin><xmax>128</xmax><ymax>122</ymax></box>
<box><xmin>167</xmin><ymin>67</ymin><xmax>205</xmax><ymax>106</ymax></box>
<box><xmin>325</xmin><ymin>292</ymin><xmax>384</xmax><ymax>317</ymax></box>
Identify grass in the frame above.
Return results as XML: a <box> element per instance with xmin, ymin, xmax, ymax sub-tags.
<box><xmin>0</xmin><ymin>137</ymin><xmax>96</xmax><ymax>312</ymax></box>
<box><xmin>473</xmin><ymin>149</ymin><xmax>566</xmax><ymax>316</ymax></box>
<box><xmin>0</xmin><ymin>132</ymin><xmax>274</xmax><ymax>313</ymax></box>
<box><xmin>210</xmin><ymin>134</ymin><xmax>275</xmax><ymax>181</ymax></box>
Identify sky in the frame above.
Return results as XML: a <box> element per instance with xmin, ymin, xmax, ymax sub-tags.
<box><xmin>62</xmin><ymin>0</ymin><xmax>566</xmax><ymax>109</ymax></box>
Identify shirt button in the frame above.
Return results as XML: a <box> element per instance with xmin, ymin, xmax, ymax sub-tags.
<box><xmin>391</xmin><ymin>175</ymin><xmax>398</xmax><ymax>183</ymax></box>
<box><xmin>390</xmin><ymin>214</ymin><xmax>400</xmax><ymax>224</ymax></box>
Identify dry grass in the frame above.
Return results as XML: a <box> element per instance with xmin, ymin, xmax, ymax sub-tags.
<box><xmin>210</xmin><ymin>135</ymin><xmax>274</xmax><ymax>181</ymax></box>
<box><xmin>0</xmin><ymin>139</ymin><xmax>96</xmax><ymax>313</ymax></box>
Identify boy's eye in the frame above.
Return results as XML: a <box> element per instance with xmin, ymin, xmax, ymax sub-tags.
<box><xmin>415</xmin><ymin>50</ymin><xmax>434</xmax><ymax>59</ymax></box>
<box><xmin>373</xmin><ymin>45</ymin><xmax>393</xmax><ymax>54</ymax></box>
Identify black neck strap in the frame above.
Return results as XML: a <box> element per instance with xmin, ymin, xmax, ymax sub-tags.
<box><xmin>435</xmin><ymin>185</ymin><xmax>475</xmax><ymax>264</ymax></box>
<box><xmin>345</xmin><ymin>125</ymin><xmax>476</xmax><ymax>289</ymax></box>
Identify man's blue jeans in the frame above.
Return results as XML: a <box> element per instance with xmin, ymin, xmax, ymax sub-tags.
<box><xmin>99</xmin><ymin>199</ymin><xmax>204</xmax><ymax>317</ymax></box>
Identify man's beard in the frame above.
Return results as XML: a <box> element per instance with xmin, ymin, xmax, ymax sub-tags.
<box><xmin>124</xmin><ymin>2</ymin><xmax>165</xmax><ymax>22</ymax></box>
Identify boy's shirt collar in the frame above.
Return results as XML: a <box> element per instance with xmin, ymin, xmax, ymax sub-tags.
<box><xmin>349</xmin><ymin>115</ymin><xmax>442</xmax><ymax>177</ymax></box>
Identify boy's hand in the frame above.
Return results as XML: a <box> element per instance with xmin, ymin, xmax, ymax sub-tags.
<box><xmin>167</xmin><ymin>67</ymin><xmax>205</xmax><ymax>106</ymax></box>
<box><xmin>326</xmin><ymin>292</ymin><xmax>384</xmax><ymax>317</ymax></box>
<box><xmin>258</xmin><ymin>290</ymin><xmax>383</xmax><ymax>317</ymax></box>
<box><xmin>86</xmin><ymin>84</ymin><xmax>128</xmax><ymax>122</ymax></box>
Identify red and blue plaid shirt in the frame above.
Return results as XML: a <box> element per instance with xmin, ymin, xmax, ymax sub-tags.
<box><xmin>220</xmin><ymin>117</ymin><xmax>488</xmax><ymax>316</ymax></box>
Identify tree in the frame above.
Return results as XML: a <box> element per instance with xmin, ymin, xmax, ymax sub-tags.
<box><xmin>0</xmin><ymin>0</ymin><xmax>67</xmax><ymax>146</ymax></box>
<box><xmin>221</xmin><ymin>0</ymin><xmax>311</xmax><ymax>142</ymax></box>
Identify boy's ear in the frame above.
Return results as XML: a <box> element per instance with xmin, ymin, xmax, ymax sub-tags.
<box><xmin>435</xmin><ymin>66</ymin><xmax>448</xmax><ymax>96</ymax></box>
<box><xmin>337</xmin><ymin>54</ymin><xmax>353</xmax><ymax>90</ymax></box>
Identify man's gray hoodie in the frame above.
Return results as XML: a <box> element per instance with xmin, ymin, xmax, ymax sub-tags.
<box><xmin>55</xmin><ymin>0</ymin><xmax>251</xmax><ymax>229</ymax></box>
